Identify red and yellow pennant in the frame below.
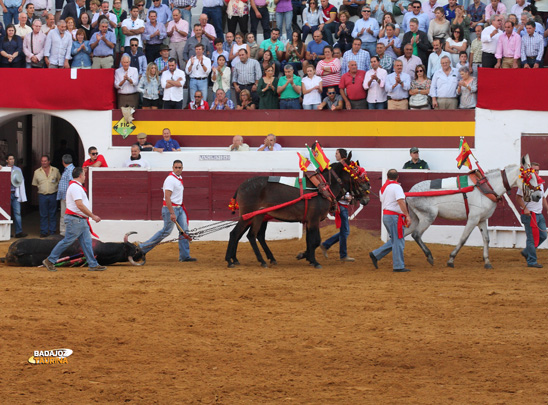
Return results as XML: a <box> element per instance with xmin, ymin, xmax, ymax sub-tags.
<box><xmin>456</xmin><ymin>137</ymin><xmax>472</xmax><ymax>170</ymax></box>
<box><xmin>313</xmin><ymin>142</ymin><xmax>331</xmax><ymax>171</ymax></box>
<box><xmin>297</xmin><ymin>152</ymin><xmax>311</xmax><ymax>172</ymax></box>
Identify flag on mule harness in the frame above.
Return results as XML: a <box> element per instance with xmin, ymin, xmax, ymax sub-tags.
<box><xmin>313</xmin><ymin>143</ymin><xmax>331</xmax><ymax>171</ymax></box>
<box><xmin>306</xmin><ymin>145</ymin><xmax>320</xmax><ymax>170</ymax></box>
<box><xmin>297</xmin><ymin>152</ymin><xmax>311</xmax><ymax>172</ymax></box>
<box><xmin>456</xmin><ymin>137</ymin><xmax>472</xmax><ymax>170</ymax></box>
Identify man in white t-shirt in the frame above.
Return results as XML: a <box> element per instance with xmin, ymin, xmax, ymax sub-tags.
<box><xmin>138</xmin><ymin>160</ymin><xmax>196</xmax><ymax>262</ymax></box>
<box><xmin>369</xmin><ymin>169</ymin><xmax>412</xmax><ymax>272</ymax></box>
<box><xmin>124</xmin><ymin>144</ymin><xmax>150</xmax><ymax>168</ymax></box>
<box><xmin>121</xmin><ymin>6</ymin><xmax>146</xmax><ymax>48</ymax></box>
<box><xmin>42</xmin><ymin>167</ymin><xmax>106</xmax><ymax>272</ymax></box>
<box><xmin>516</xmin><ymin>162</ymin><xmax>548</xmax><ymax>268</ymax></box>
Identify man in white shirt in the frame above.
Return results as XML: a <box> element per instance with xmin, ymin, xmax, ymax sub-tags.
<box><xmin>429</xmin><ymin>55</ymin><xmax>459</xmax><ymax>109</ymax></box>
<box><xmin>185</xmin><ymin>43</ymin><xmax>211</xmax><ymax>102</ymax></box>
<box><xmin>44</xmin><ymin>20</ymin><xmax>71</xmax><ymax>68</ymax></box>
<box><xmin>124</xmin><ymin>145</ymin><xmax>151</xmax><ymax>168</ymax></box>
<box><xmin>121</xmin><ymin>6</ymin><xmax>145</xmax><ymax>49</ymax></box>
<box><xmin>41</xmin><ymin>13</ymin><xmax>56</xmax><ymax>35</ymax></box>
<box><xmin>161</xmin><ymin>58</ymin><xmax>186</xmax><ymax>109</ymax></box>
<box><xmin>398</xmin><ymin>44</ymin><xmax>422</xmax><ymax>80</ymax></box>
<box><xmin>427</xmin><ymin>38</ymin><xmax>451</xmax><ymax>78</ymax></box>
<box><xmin>385</xmin><ymin>60</ymin><xmax>411</xmax><ymax>109</ymax></box>
<box><xmin>42</xmin><ymin>167</ymin><xmax>107</xmax><ymax>272</ymax></box>
<box><xmin>114</xmin><ymin>54</ymin><xmax>140</xmax><ymax>108</ymax></box>
<box><xmin>511</xmin><ymin>0</ymin><xmax>529</xmax><ymax>17</ymax></box>
<box><xmin>481</xmin><ymin>14</ymin><xmax>503</xmax><ymax>68</ymax></box>
<box><xmin>369</xmin><ymin>169</ymin><xmax>412</xmax><ymax>272</ymax></box>
<box><xmin>363</xmin><ymin>55</ymin><xmax>387</xmax><ymax>109</ymax></box>
<box><xmin>91</xmin><ymin>1</ymin><xmax>117</xmax><ymax>29</ymax></box>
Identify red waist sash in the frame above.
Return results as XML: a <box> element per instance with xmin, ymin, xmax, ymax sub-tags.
<box><xmin>65</xmin><ymin>209</ymin><xmax>99</xmax><ymax>238</ymax></box>
<box><xmin>383</xmin><ymin>209</ymin><xmax>406</xmax><ymax>239</ymax></box>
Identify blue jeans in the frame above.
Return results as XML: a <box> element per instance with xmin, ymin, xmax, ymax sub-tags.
<box><xmin>368</xmin><ymin>101</ymin><xmax>387</xmax><ymax>109</ymax></box>
<box><xmin>362</xmin><ymin>42</ymin><xmax>377</xmax><ymax>57</ymax></box>
<box><xmin>322</xmin><ymin>21</ymin><xmax>337</xmax><ymax>46</ymax></box>
<box><xmin>139</xmin><ymin>206</ymin><xmax>191</xmax><ymax>261</ymax></box>
<box><xmin>276</xmin><ymin>10</ymin><xmax>293</xmax><ymax>40</ymax></box>
<box><xmin>302</xmin><ymin>24</ymin><xmax>318</xmax><ymax>42</ymax></box>
<box><xmin>322</xmin><ymin>205</ymin><xmax>350</xmax><ymax>258</ymax></box>
<box><xmin>179</xmin><ymin>7</ymin><xmax>193</xmax><ymax>27</ymax></box>
<box><xmin>39</xmin><ymin>193</ymin><xmax>57</xmax><ymax>235</ymax></box>
<box><xmin>372</xmin><ymin>214</ymin><xmax>405</xmax><ymax>270</ymax></box>
<box><xmin>3</xmin><ymin>6</ymin><xmax>20</xmax><ymax>25</ymax></box>
<box><xmin>303</xmin><ymin>103</ymin><xmax>319</xmax><ymax>110</ymax></box>
<box><xmin>48</xmin><ymin>215</ymin><xmax>98</xmax><ymax>268</ymax></box>
<box><xmin>11</xmin><ymin>192</ymin><xmax>22</xmax><ymax>235</ymax></box>
<box><xmin>521</xmin><ymin>213</ymin><xmax>547</xmax><ymax>265</ymax></box>
<box><xmin>189</xmin><ymin>78</ymin><xmax>208</xmax><ymax>102</ymax></box>
<box><xmin>280</xmin><ymin>98</ymin><xmax>301</xmax><ymax>109</ymax></box>
<box><xmin>202</xmin><ymin>6</ymin><xmax>224</xmax><ymax>41</ymax></box>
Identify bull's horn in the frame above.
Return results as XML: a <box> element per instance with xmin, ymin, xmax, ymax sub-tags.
<box><xmin>128</xmin><ymin>255</ymin><xmax>146</xmax><ymax>266</ymax></box>
<box><xmin>124</xmin><ymin>231</ymin><xmax>138</xmax><ymax>243</ymax></box>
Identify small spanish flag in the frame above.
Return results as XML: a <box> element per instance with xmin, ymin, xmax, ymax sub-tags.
<box><xmin>313</xmin><ymin>142</ymin><xmax>331</xmax><ymax>171</ymax></box>
<box><xmin>456</xmin><ymin>137</ymin><xmax>472</xmax><ymax>170</ymax></box>
<box><xmin>297</xmin><ymin>152</ymin><xmax>311</xmax><ymax>172</ymax></box>
<box><xmin>306</xmin><ymin>145</ymin><xmax>320</xmax><ymax>170</ymax></box>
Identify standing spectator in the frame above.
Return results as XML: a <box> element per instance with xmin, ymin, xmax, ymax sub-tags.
<box><xmin>401</xmin><ymin>18</ymin><xmax>430</xmax><ymax>67</ymax></box>
<box><xmin>409</xmin><ymin>64</ymin><xmax>431</xmax><ymax>109</ymax></box>
<box><xmin>481</xmin><ymin>14</ymin><xmax>502</xmax><ymax>68</ymax></box>
<box><xmin>378</xmin><ymin>23</ymin><xmax>401</xmax><ymax>61</ymax></box>
<box><xmin>211</xmin><ymin>54</ymin><xmax>231</xmax><ymax>99</ymax></box>
<box><xmin>376</xmin><ymin>42</ymin><xmax>393</xmax><ymax>73</ymax></box>
<box><xmin>428</xmin><ymin>6</ymin><xmax>450</xmax><ymax>44</ymax></box>
<box><xmin>111</xmin><ymin>0</ymin><xmax>126</xmax><ymax>57</ymax></box>
<box><xmin>188</xmin><ymin>90</ymin><xmax>210</xmax><ymax>109</ymax></box>
<box><xmin>315</xmin><ymin>45</ymin><xmax>341</xmax><ymax>97</ymax></box>
<box><xmin>275</xmin><ymin>0</ymin><xmax>292</xmax><ymax>41</ymax></box>
<box><xmin>56</xmin><ymin>154</ymin><xmax>74</xmax><ymax>237</ymax></box>
<box><xmin>167</xmin><ymin>9</ymin><xmax>189</xmax><ymax>69</ymax></box>
<box><xmin>277</xmin><ymin>64</ymin><xmax>302</xmax><ymax>109</ymax></box>
<box><xmin>197</xmin><ymin>13</ymin><xmax>216</xmax><ymax>44</ymax></box>
<box><xmin>121</xmin><ymin>6</ymin><xmax>145</xmax><ymax>50</ymax></box>
<box><xmin>210</xmin><ymin>88</ymin><xmax>235</xmax><ymax>109</ymax></box>
<box><xmin>485</xmin><ymin>0</ymin><xmax>506</xmax><ymax>21</ymax></box>
<box><xmin>83</xmin><ymin>146</ymin><xmax>108</xmax><ymax>168</ymax></box>
<box><xmin>301</xmin><ymin>0</ymin><xmax>319</xmax><ymax>42</ymax></box>
<box><xmin>78</xmin><ymin>13</ymin><xmax>91</xmax><ymax>40</ymax></box>
<box><xmin>403</xmin><ymin>147</ymin><xmax>429</xmax><ymax>168</ymax></box>
<box><xmin>144</xmin><ymin>10</ymin><xmax>167</xmax><ymax>63</ymax></box>
<box><xmin>258</xmin><ymin>64</ymin><xmax>279</xmax><ymax>109</ymax></box>
<box><xmin>161</xmin><ymin>57</ymin><xmax>185</xmax><ymax>109</ymax></box>
<box><xmin>456</xmin><ymin>65</ymin><xmax>477</xmax><ymax>109</ymax></box>
<box><xmin>186</xmin><ymin>43</ymin><xmax>212</xmax><ymax>102</ymax></box>
<box><xmin>171</xmin><ymin>0</ymin><xmax>197</xmax><ymax>27</ymax></box>
<box><xmin>341</xmin><ymin>38</ymin><xmax>370</xmax><ymax>74</ymax></box>
<box><xmin>334</xmin><ymin>10</ymin><xmax>354</xmax><ymax>53</ymax></box>
<box><xmin>138</xmin><ymin>62</ymin><xmax>162</xmax><ymax>109</ymax></box>
<box><xmin>225</xmin><ymin>0</ymin><xmax>249</xmax><ymax>36</ymax></box>
<box><xmin>64</xmin><ymin>16</ymin><xmax>76</xmax><ymax>40</ymax></box>
<box><xmin>422</xmin><ymin>0</ymin><xmax>442</xmax><ymax>20</ymax></box>
<box><xmin>427</xmin><ymin>38</ymin><xmax>450</xmax><ymax>78</ymax></box>
<box><xmin>257</xmin><ymin>134</ymin><xmax>282</xmax><ymax>151</ymax></box>
<box><xmin>402</xmin><ymin>1</ymin><xmax>429</xmax><ymax>33</ymax></box>
<box><xmin>60</xmin><ymin>0</ymin><xmax>85</xmax><ymax>24</ymax></box>
<box><xmin>23</xmin><ymin>19</ymin><xmax>46</xmax><ymax>67</ymax></box>
<box><xmin>339</xmin><ymin>60</ymin><xmax>367</xmax><ymax>109</ymax></box>
<box><xmin>351</xmin><ymin>6</ymin><xmax>379</xmax><ymax>57</ymax></box>
<box><xmin>154</xmin><ymin>128</ymin><xmax>181</xmax><ymax>152</ymax></box>
<box><xmin>301</xmin><ymin>64</ymin><xmax>322</xmax><ymax>109</ymax></box>
<box><xmin>136</xmin><ymin>1</ymin><xmax>147</xmax><ymax>21</ymax></box>
<box><xmin>115</xmin><ymin>54</ymin><xmax>140</xmax><ymax>108</ymax></box>
<box><xmin>136</xmin><ymin>132</ymin><xmax>154</xmax><ymax>150</ymax></box>
<box><xmin>249</xmin><ymin>0</ymin><xmax>269</xmax><ymax>40</ymax></box>
<box><xmin>212</xmin><ymin>37</ymin><xmax>229</xmax><ymax>65</ymax></box>
<box><xmin>398</xmin><ymin>43</ymin><xmax>421</xmax><ymax>79</ymax></box>
<box><xmin>41</xmin><ymin>13</ymin><xmax>56</xmax><ymax>35</ymax></box>
<box><xmin>148</xmin><ymin>0</ymin><xmax>172</xmax><ymax>25</ymax></box>
<box><xmin>183</xmin><ymin>23</ymin><xmax>212</xmax><ymax>62</ymax></box>
<box><xmin>90</xmin><ymin>19</ymin><xmax>115</xmax><ymax>68</ymax></box>
<box><xmin>25</xmin><ymin>2</ymin><xmax>45</xmax><ymax>26</ymax></box>
<box><xmin>285</xmin><ymin>30</ymin><xmax>305</xmax><ymax>72</ymax></box>
<box><xmin>495</xmin><ymin>20</ymin><xmax>521</xmax><ymax>69</ymax></box>
<box><xmin>44</xmin><ymin>20</ymin><xmax>71</xmax><ymax>68</ymax></box>
<box><xmin>443</xmin><ymin>0</ymin><xmax>457</xmax><ymax>22</ymax></box>
<box><xmin>445</xmin><ymin>26</ymin><xmax>467</xmax><ymax>66</ymax></box>
<box><xmin>469</xmin><ymin>24</ymin><xmax>482</xmax><ymax>75</ymax></box>
<box><xmin>258</xmin><ymin>27</ymin><xmax>284</xmax><ymax>67</ymax></box>
<box><xmin>429</xmin><ymin>55</ymin><xmax>458</xmax><ymax>109</ymax></box>
<box><xmin>511</xmin><ymin>0</ymin><xmax>528</xmax><ymax>18</ymax></box>
<box><xmin>318</xmin><ymin>0</ymin><xmax>337</xmax><ymax>46</ymax></box>
<box><xmin>202</xmin><ymin>0</ymin><xmax>224</xmax><ymax>40</ymax></box>
<box><xmin>71</xmin><ymin>27</ymin><xmax>91</xmax><ymax>68</ymax></box>
<box><xmin>2</xmin><ymin>154</ymin><xmax>27</xmax><ymax>238</ymax></box>
<box><xmin>467</xmin><ymin>0</ymin><xmax>485</xmax><ymax>33</ymax></box>
<box><xmin>232</xmin><ymin>48</ymin><xmax>262</xmax><ymax>104</ymax></box>
<box><xmin>222</xmin><ymin>30</ymin><xmax>234</xmax><ymax>52</ymax></box>
<box><xmin>15</xmin><ymin>13</ymin><xmax>31</xmax><ymax>37</ymax></box>
<box><xmin>521</xmin><ymin>21</ymin><xmax>544</xmax><ymax>68</ymax></box>
<box><xmin>451</xmin><ymin>5</ymin><xmax>470</xmax><ymax>42</ymax></box>
<box><xmin>385</xmin><ymin>59</ymin><xmax>411</xmax><ymax>110</ymax></box>
<box><xmin>228</xmin><ymin>31</ymin><xmax>250</xmax><ymax>61</ymax></box>
<box><xmin>363</xmin><ymin>55</ymin><xmax>387</xmax><ymax>109</ymax></box>
<box><xmin>32</xmin><ymin>155</ymin><xmax>60</xmax><ymax>238</ymax></box>
<box><xmin>92</xmin><ymin>1</ymin><xmax>117</xmax><ymax>30</ymax></box>
<box><xmin>1</xmin><ymin>0</ymin><xmax>23</xmax><ymax>26</ymax></box>
<box><xmin>124</xmin><ymin>144</ymin><xmax>151</xmax><ymax>168</ymax></box>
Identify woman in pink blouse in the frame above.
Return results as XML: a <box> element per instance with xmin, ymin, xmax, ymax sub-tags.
<box><xmin>315</xmin><ymin>45</ymin><xmax>341</xmax><ymax>98</ymax></box>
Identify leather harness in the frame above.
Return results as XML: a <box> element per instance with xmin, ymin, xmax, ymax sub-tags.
<box><xmin>459</xmin><ymin>169</ymin><xmax>512</xmax><ymax>217</ymax></box>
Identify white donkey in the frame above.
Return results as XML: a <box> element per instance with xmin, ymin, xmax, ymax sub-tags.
<box><xmin>405</xmin><ymin>155</ymin><xmax>543</xmax><ymax>269</ymax></box>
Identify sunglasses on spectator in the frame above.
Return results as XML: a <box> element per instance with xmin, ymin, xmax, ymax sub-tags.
<box><xmin>91</xmin><ymin>152</ymin><xmax>98</xmax><ymax>155</ymax></box>
<box><xmin>416</xmin><ymin>69</ymin><xmax>424</xmax><ymax>72</ymax></box>
<box><xmin>131</xmin><ymin>44</ymin><xmax>138</xmax><ymax>47</ymax></box>
<box><xmin>362</xmin><ymin>10</ymin><xmax>371</xmax><ymax>12</ymax></box>
<box><xmin>413</xmin><ymin>5</ymin><xmax>421</xmax><ymax>8</ymax></box>
<box><xmin>327</xmin><ymin>92</ymin><xmax>335</xmax><ymax>95</ymax></box>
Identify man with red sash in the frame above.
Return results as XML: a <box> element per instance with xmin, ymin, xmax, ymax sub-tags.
<box><xmin>138</xmin><ymin>160</ymin><xmax>196</xmax><ymax>262</ymax></box>
<box><xmin>42</xmin><ymin>167</ymin><xmax>106</xmax><ymax>272</ymax></box>
<box><xmin>516</xmin><ymin>162</ymin><xmax>547</xmax><ymax>268</ymax></box>
<box><xmin>369</xmin><ymin>169</ymin><xmax>412</xmax><ymax>272</ymax></box>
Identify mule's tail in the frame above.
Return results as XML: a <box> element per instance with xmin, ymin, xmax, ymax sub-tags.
<box><xmin>228</xmin><ymin>190</ymin><xmax>239</xmax><ymax>215</ymax></box>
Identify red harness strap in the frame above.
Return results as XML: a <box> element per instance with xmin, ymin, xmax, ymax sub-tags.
<box><xmin>242</xmin><ymin>192</ymin><xmax>319</xmax><ymax>221</ymax></box>
<box><xmin>66</xmin><ymin>181</ymin><xmax>99</xmax><ymax>238</ymax></box>
<box><xmin>458</xmin><ymin>175</ymin><xmax>470</xmax><ymax>218</ymax></box>
<box><xmin>383</xmin><ymin>209</ymin><xmax>406</xmax><ymax>239</ymax></box>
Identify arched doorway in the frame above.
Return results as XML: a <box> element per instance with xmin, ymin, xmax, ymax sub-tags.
<box><xmin>0</xmin><ymin>113</ymin><xmax>84</xmax><ymax>237</ymax></box>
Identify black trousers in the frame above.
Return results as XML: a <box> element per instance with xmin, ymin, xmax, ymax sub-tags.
<box><xmin>481</xmin><ymin>52</ymin><xmax>497</xmax><ymax>68</ymax></box>
<box><xmin>163</xmin><ymin>100</ymin><xmax>183</xmax><ymax>109</ymax></box>
<box><xmin>250</xmin><ymin>6</ymin><xmax>270</xmax><ymax>40</ymax></box>
<box><xmin>145</xmin><ymin>43</ymin><xmax>161</xmax><ymax>64</ymax></box>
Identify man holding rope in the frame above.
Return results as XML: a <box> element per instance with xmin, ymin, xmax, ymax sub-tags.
<box><xmin>138</xmin><ymin>160</ymin><xmax>196</xmax><ymax>262</ymax></box>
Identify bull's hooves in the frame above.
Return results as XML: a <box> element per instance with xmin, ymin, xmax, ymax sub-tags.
<box><xmin>447</xmin><ymin>262</ymin><xmax>454</xmax><ymax>268</ymax></box>
<box><xmin>270</xmin><ymin>260</ymin><xmax>278</xmax><ymax>266</ymax></box>
<box><xmin>484</xmin><ymin>264</ymin><xmax>493</xmax><ymax>269</ymax></box>
<box><xmin>260</xmin><ymin>263</ymin><xmax>268</xmax><ymax>268</ymax></box>
<box><xmin>227</xmin><ymin>263</ymin><xmax>235</xmax><ymax>268</ymax></box>
<box><xmin>427</xmin><ymin>257</ymin><xmax>434</xmax><ymax>266</ymax></box>
<box><xmin>296</xmin><ymin>252</ymin><xmax>305</xmax><ymax>260</ymax></box>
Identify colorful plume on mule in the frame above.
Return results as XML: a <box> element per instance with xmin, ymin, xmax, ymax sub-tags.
<box><xmin>297</xmin><ymin>152</ymin><xmax>311</xmax><ymax>172</ymax></box>
<box><xmin>456</xmin><ymin>137</ymin><xmax>472</xmax><ymax>170</ymax></box>
<box><xmin>228</xmin><ymin>198</ymin><xmax>239</xmax><ymax>212</ymax></box>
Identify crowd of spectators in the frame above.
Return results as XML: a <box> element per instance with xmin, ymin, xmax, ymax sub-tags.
<box><xmin>1</xmin><ymin>0</ymin><xmax>547</xmax><ymax>109</ymax></box>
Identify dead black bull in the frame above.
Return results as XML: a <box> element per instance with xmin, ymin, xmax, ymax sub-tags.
<box><xmin>1</xmin><ymin>232</ymin><xmax>146</xmax><ymax>267</ymax></box>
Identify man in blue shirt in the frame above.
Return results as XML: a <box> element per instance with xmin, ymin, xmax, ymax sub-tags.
<box><xmin>443</xmin><ymin>0</ymin><xmax>457</xmax><ymax>22</ymax></box>
<box><xmin>154</xmin><ymin>128</ymin><xmax>182</xmax><ymax>152</ymax></box>
<box><xmin>57</xmin><ymin>154</ymin><xmax>75</xmax><ymax>237</ymax></box>
<box><xmin>305</xmin><ymin>30</ymin><xmax>328</xmax><ymax>67</ymax></box>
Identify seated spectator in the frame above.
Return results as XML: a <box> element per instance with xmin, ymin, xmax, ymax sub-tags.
<box><xmin>401</xmin><ymin>18</ymin><xmax>430</xmax><ymax>68</ymax></box>
<box><xmin>379</xmin><ymin>12</ymin><xmax>401</xmax><ymax>38</ymax></box>
<box><xmin>277</xmin><ymin>64</ymin><xmax>302</xmax><ymax>110</ymax></box>
<box><xmin>148</xmin><ymin>0</ymin><xmax>172</xmax><ymax>25</ymax></box>
<box><xmin>316</xmin><ymin>45</ymin><xmax>341</xmax><ymax>97</ymax></box>
<box><xmin>229</xmin><ymin>32</ymin><xmax>251</xmax><ymax>62</ymax></box>
<box><xmin>333</xmin><ymin>46</ymin><xmax>342</xmax><ymax>61</ymax></box>
<box><xmin>154</xmin><ymin>128</ymin><xmax>181</xmax><ymax>152</ymax></box>
<box><xmin>154</xmin><ymin>44</ymin><xmax>171</xmax><ymax>74</ymax></box>
<box><xmin>302</xmin><ymin>0</ymin><xmax>321</xmax><ymax>42</ymax></box>
<box><xmin>88</xmin><ymin>0</ymin><xmax>101</xmax><ymax>24</ymax></box>
<box><xmin>124</xmin><ymin>144</ymin><xmax>150</xmax><ymax>168</ymax></box>
<box><xmin>167</xmin><ymin>9</ymin><xmax>189</xmax><ymax>70</ymax></box>
<box><xmin>318</xmin><ymin>86</ymin><xmax>343</xmax><ymax>110</ymax></box>
<box><xmin>136</xmin><ymin>132</ymin><xmax>154</xmax><ymax>151</ymax></box>
<box><xmin>90</xmin><ymin>20</ymin><xmax>116</xmax><ymax>69</ymax></box>
<box><xmin>403</xmin><ymin>147</ymin><xmax>429</xmax><ymax>169</ymax></box>
<box><xmin>427</xmin><ymin>39</ymin><xmax>451</xmax><ymax>79</ymax></box>
<box><xmin>161</xmin><ymin>57</ymin><xmax>185</xmax><ymax>109</ymax></box>
<box><xmin>286</xmin><ymin>31</ymin><xmax>306</xmax><ymax>73</ymax></box>
<box><xmin>212</xmin><ymin>38</ymin><xmax>229</xmax><ymax>67</ymax></box>
<box><xmin>197</xmin><ymin>13</ymin><xmax>216</xmax><ymax>44</ymax></box>
<box><xmin>23</xmin><ymin>20</ymin><xmax>46</xmax><ymax>68</ymax></box>
<box><xmin>305</xmin><ymin>30</ymin><xmax>328</xmax><ymax>68</ymax></box>
<box><xmin>375</xmin><ymin>43</ymin><xmax>393</xmax><ymax>73</ymax></box>
<box><xmin>83</xmin><ymin>146</ymin><xmax>109</xmax><ymax>168</ymax></box>
<box><xmin>495</xmin><ymin>21</ymin><xmax>521</xmax><ymax>69</ymax></box>
<box><xmin>71</xmin><ymin>29</ymin><xmax>92</xmax><ymax>68</ymax></box>
<box><xmin>334</xmin><ymin>11</ymin><xmax>354</xmax><ymax>53</ymax></box>
<box><xmin>363</xmin><ymin>55</ymin><xmax>387</xmax><ymax>109</ymax></box>
<box><xmin>143</xmin><ymin>10</ymin><xmax>167</xmax><ymax>63</ymax></box>
<box><xmin>25</xmin><ymin>3</ymin><xmax>40</xmax><ymax>26</ymax></box>
<box><xmin>260</xmin><ymin>49</ymin><xmax>278</xmax><ymax>76</ymax></box>
<box><xmin>429</xmin><ymin>55</ymin><xmax>459</xmax><ymax>110</ymax></box>
<box><xmin>258</xmin><ymin>28</ymin><xmax>284</xmax><ymax>69</ymax></box>
<box><xmin>339</xmin><ymin>60</ymin><xmax>367</xmax><ymax>110</ymax></box>
<box><xmin>0</xmin><ymin>25</ymin><xmax>24</xmax><ymax>68</ymax></box>
<box><xmin>301</xmin><ymin>64</ymin><xmax>322</xmax><ymax>110</ymax></box>
<box><xmin>246</xmin><ymin>32</ymin><xmax>259</xmax><ymax>59</ymax></box>
<box><xmin>409</xmin><ymin>64</ymin><xmax>431</xmax><ymax>109</ymax></box>
<box><xmin>183</xmin><ymin>24</ymin><xmax>212</xmax><ymax>63</ymax></box>
<box><xmin>467</xmin><ymin>0</ymin><xmax>486</xmax><ymax>33</ymax></box>
<box><xmin>341</xmin><ymin>38</ymin><xmax>370</xmax><ymax>75</ymax></box>
<box><xmin>398</xmin><ymin>44</ymin><xmax>421</xmax><ymax>80</ymax></box>
<box><xmin>258</xmin><ymin>64</ymin><xmax>279</xmax><ymax>109</ymax></box>
<box><xmin>385</xmin><ymin>59</ymin><xmax>411</xmax><ymax>110</ymax></box>
<box><xmin>378</xmin><ymin>23</ymin><xmax>401</xmax><ymax>61</ymax></box>
<box><xmin>210</xmin><ymin>89</ymin><xmax>235</xmax><ymax>110</ymax></box>
<box><xmin>451</xmin><ymin>6</ymin><xmax>470</xmax><ymax>43</ymax></box>
<box><xmin>351</xmin><ymin>6</ymin><xmax>378</xmax><ymax>57</ymax></box>
<box><xmin>123</xmin><ymin>37</ymin><xmax>147</xmax><ymax>77</ymax></box>
<box><xmin>41</xmin><ymin>14</ymin><xmax>56</xmax><ymax>35</ymax></box>
<box><xmin>188</xmin><ymin>90</ymin><xmax>210</xmax><ymax>109</ymax></box>
<box><xmin>485</xmin><ymin>0</ymin><xmax>506</xmax><ymax>21</ymax></box>
<box><xmin>510</xmin><ymin>0</ymin><xmax>528</xmax><ymax>19</ymax></box>
<box><xmin>428</xmin><ymin>7</ymin><xmax>451</xmax><ymax>44</ymax></box>
<box><xmin>15</xmin><ymin>13</ymin><xmax>31</xmax><ymax>38</ymax></box>
<box><xmin>443</xmin><ymin>0</ymin><xmax>457</xmax><ymax>22</ymax></box>
<box><xmin>138</xmin><ymin>62</ymin><xmax>162</xmax><ymax>109</ymax></box>
<box><xmin>318</xmin><ymin>0</ymin><xmax>338</xmax><ymax>46</ymax></box>
<box><xmin>232</xmin><ymin>48</ymin><xmax>262</xmax><ymax>106</ymax></box>
<box><xmin>222</xmin><ymin>31</ymin><xmax>235</xmax><ymax>54</ymax></box>
<box><xmin>115</xmin><ymin>54</ymin><xmax>140</xmax><ymax>109</ymax></box>
<box><xmin>339</xmin><ymin>0</ymin><xmax>365</xmax><ymax>17</ymax></box>
<box><xmin>257</xmin><ymin>134</ymin><xmax>282</xmax><ymax>151</ymax></box>
<box><xmin>521</xmin><ymin>21</ymin><xmax>544</xmax><ymax>68</ymax></box>
<box><xmin>227</xmin><ymin>135</ymin><xmax>250</xmax><ymax>151</ymax></box>
<box><xmin>469</xmin><ymin>25</ymin><xmax>483</xmax><ymax>75</ymax></box>
<box><xmin>456</xmin><ymin>66</ymin><xmax>477</xmax><ymax>109</ymax></box>
<box><xmin>92</xmin><ymin>1</ymin><xmax>117</xmax><ymax>30</ymax></box>
<box><xmin>212</xmin><ymin>54</ymin><xmax>231</xmax><ymax>100</ymax></box>
<box><xmin>237</xmin><ymin>89</ymin><xmax>257</xmax><ymax>110</ymax></box>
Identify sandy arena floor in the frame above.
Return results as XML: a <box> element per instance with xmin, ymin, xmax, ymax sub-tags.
<box><xmin>1</xmin><ymin>226</ymin><xmax>548</xmax><ymax>404</ymax></box>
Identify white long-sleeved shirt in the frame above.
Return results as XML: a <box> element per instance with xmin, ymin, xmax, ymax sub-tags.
<box><xmin>363</xmin><ymin>67</ymin><xmax>388</xmax><ymax>103</ymax></box>
<box><xmin>44</xmin><ymin>28</ymin><xmax>72</xmax><ymax>66</ymax></box>
<box><xmin>481</xmin><ymin>25</ymin><xmax>502</xmax><ymax>54</ymax></box>
<box><xmin>114</xmin><ymin>66</ymin><xmax>139</xmax><ymax>94</ymax></box>
<box><xmin>429</xmin><ymin>67</ymin><xmax>458</xmax><ymax>98</ymax></box>
<box><xmin>385</xmin><ymin>71</ymin><xmax>411</xmax><ymax>99</ymax></box>
<box><xmin>427</xmin><ymin>50</ymin><xmax>451</xmax><ymax>79</ymax></box>
<box><xmin>161</xmin><ymin>68</ymin><xmax>186</xmax><ymax>101</ymax></box>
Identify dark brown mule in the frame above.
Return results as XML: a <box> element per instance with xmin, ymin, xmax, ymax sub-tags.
<box><xmin>225</xmin><ymin>157</ymin><xmax>370</xmax><ymax>268</ymax></box>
